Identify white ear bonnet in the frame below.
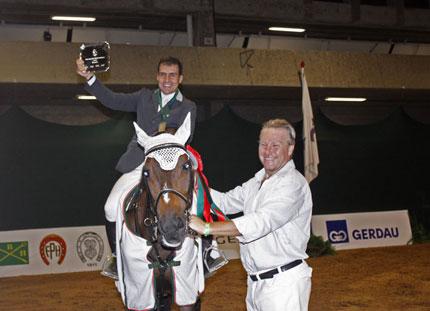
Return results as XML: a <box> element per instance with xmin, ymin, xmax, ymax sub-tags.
<box><xmin>133</xmin><ymin>113</ymin><xmax>192</xmax><ymax>170</ymax></box>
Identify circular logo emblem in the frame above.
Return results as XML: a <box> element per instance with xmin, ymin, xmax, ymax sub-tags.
<box><xmin>76</xmin><ymin>232</ymin><xmax>104</xmax><ymax>266</ymax></box>
<box><xmin>39</xmin><ymin>234</ymin><xmax>67</xmax><ymax>265</ymax></box>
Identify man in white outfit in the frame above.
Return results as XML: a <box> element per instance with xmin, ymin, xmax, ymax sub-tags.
<box><xmin>190</xmin><ymin>118</ymin><xmax>313</xmax><ymax>311</ymax></box>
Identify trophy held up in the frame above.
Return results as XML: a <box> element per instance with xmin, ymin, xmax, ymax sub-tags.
<box><xmin>79</xmin><ymin>42</ymin><xmax>110</xmax><ymax>72</ymax></box>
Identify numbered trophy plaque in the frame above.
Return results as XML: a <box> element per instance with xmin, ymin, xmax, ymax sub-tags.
<box><xmin>79</xmin><ymin>42</ymin><xmax>110</xmax><ymax>72</ymax></box>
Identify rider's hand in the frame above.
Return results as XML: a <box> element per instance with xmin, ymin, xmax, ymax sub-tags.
<box><xmin>76</xmin><ymin>58</ymin><xmax>94</xmax><ymax>80</ymax></box>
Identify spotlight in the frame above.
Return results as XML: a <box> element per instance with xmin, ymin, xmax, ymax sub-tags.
<box><xmin>268</xmin><ymin>27</ymin><xmax>305</xmax><ymax>33</ymax></box>
<box><xmin>325</xmin><ymin>97</ymin><xmax>367</xmax><ymax>102</ymax></box>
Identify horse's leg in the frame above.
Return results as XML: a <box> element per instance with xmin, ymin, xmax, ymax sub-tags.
<box><xmin>179</xmin><ymin>297</ymin><xmax>201</xmax><ymax>311</ymax></box>
<box><xmin>159</xmin><ymin>295</ymin><xmax>172</xmax><ymax>311</ymax></box>
<box><xmin>178</xmin><ymin>305</ymin><xmax>194</xmax><ymax>311</ymax></box>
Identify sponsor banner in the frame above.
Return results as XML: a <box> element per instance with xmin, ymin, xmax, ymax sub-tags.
<box><xmin>312</xmin><ymin>210</ymin><xmax>412</xmax><ymax>250</ymax></box>
<box><xmin>215</xmin><ymin>235</ymin><xmax>240</xmax><ymax>260</ymax></box>
<box><xmin>0</xmin><ymin>226</ymin><xmax>241</xmax><ymax>278</ymax></box>
<box><xmin>0</xmin><ymin>226</ymin><xmax>108</xmax><ymax>278</ymax></box>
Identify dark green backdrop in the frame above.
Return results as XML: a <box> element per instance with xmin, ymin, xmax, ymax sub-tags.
<box><xmin>1</xmin><ymin>106</ymin><xmax>429</xmax><ymax>231</ymax></box>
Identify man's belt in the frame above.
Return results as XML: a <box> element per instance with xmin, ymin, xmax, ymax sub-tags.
<box><xmin>249</xmin><ymin>259</ymin><xmax>303</xmax><ymax>281</ymax></box>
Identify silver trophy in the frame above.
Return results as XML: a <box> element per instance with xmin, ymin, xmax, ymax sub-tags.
<box><xmin>80</xmin><ymin>41</ymin><xmax>110</xmax><ymax>72</ymax></box>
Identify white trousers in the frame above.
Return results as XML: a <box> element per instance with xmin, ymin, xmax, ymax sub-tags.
<box><xmin>246</xmin><ymin>262</ymin><xmax>312</xmax><ymax>311</ymax></box>
<box><xmin>104</xmin><ymin>165</ymin><xmax>143</xmax><ymax>222</ymax></box>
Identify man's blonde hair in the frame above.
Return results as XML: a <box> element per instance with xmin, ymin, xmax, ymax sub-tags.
<box><xmin>262</xmin><ymin>119</ymin><xmax>296</xmax><ymax>145</ymax></box>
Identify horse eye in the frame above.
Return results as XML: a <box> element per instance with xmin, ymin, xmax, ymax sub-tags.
<box><xmin>183</xmin><ymin>162</ymin><xmax>190</xmax><ymax>170</ymax></box>
<box><xmin>143</xmin><ymin>170</ymin><xmax>150</xmax><ymax>178</ymax></box>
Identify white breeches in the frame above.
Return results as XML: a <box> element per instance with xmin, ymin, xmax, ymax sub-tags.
<box><xmin>104</xmin><ymin>164</ymin><xmax>143</xmax><ymax>222</ymax></box>
<box><xmin>246</xmin><ymin>262</ymin><xmax>312</xmax><ymax>311</ymax></box>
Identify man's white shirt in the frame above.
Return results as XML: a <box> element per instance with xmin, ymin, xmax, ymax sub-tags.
<box><xmin>211</xmin><ymin>160</ymin><xmax>312</xmax><ymax>274</ymax></box>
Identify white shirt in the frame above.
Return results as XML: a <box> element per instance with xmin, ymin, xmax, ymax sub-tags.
<box><xmin>158</xmin><ymin>92</ymin><xmax>175</xmax><ymax>111</ymax></box>
<box><xmin>211</xmin><ymin>160</ymin><xmax>312</xmax><ymax>274</ymax></box>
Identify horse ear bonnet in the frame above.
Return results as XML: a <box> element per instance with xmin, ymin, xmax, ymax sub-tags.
<box><xmin>133</xmin><ymin>114</ymin><xmax>194</xmax><ymax>171</ymax></box>
<box><xmin>187</xmin><ymin>150</ymin><xmax>199</xmax><ymax>170</ymax></box>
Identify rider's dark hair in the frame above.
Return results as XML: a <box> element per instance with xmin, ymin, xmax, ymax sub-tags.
<box><xmin>157</xmin><ymin>56</ymin><xmax>183</xmax><ymax>75</ymax></box>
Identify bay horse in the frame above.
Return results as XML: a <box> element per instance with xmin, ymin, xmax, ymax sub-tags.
<box><xmin>115</xmin><ymin>113</ymin><xmax>204</xmax><ymax>311</ymax></box>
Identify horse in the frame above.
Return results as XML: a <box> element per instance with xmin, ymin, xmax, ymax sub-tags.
<box><xmin>115</xmin><ymin>113</ymin><xmax>204</xmax><ymax>311</ymax></box>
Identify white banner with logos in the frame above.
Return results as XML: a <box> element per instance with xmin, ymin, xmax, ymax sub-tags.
<box><xmin>311</xmin><ymin>210</ymin><xmax>412</xmax><ymax>250</ymax></box>
<box><xmin>215</xmin><ymin>235</ymin><xmax>240</xmax><ymax>260</ymax></box>
<box><xmin>4</xmin><ymin>210</ymin><xmax>409</xmax><ymax>277</ymax></box>
<box><xmin>0</xmin><ymin>226</ymin><xmax>241</xmax><ymax>278</ymax></box>
<box><xmin>0</xmin><ymin>226</ymin><xmax>109</xmax><ymax>278</ymax></box>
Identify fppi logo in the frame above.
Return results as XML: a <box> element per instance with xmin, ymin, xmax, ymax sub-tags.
<box><xmin>39</xmin><ymin>234</ymin><xmax>67</xmax><ymax>265</ymax></box>
<box><xmin>76</xmin><ymin>232</ymin><xmax>104</xmax><ymax>267</ymax></box>
<box><xmin>326</xmin><ymin>220</ymin><xmax>349</xmax><ymax>244</ymax></box>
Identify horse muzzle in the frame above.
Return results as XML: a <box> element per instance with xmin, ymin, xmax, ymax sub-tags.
<box><xmin>158</xmin><ymin>215</ymin><xmax>187</xmax><ymax>249</ymax></box>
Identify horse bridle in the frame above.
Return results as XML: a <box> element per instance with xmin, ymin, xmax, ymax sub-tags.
<box><xmin>140</xmin><ymin>143</ymin><xmax>195</xmax><ymax>244</ymax></box>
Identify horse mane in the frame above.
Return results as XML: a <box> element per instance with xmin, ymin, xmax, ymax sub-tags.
<box><xmin>153</xmin><ymin>127</ymin><xmax>177</xmax><ymax>136</ymax></box>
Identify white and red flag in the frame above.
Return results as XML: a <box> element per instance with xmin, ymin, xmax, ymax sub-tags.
<box><xmin>300</xmin><ymin>62</ymin><xmax>319</xmax><ymax>183</ymax></box>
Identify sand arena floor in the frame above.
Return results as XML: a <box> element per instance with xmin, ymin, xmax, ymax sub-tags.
<box><xmin>0</xmin><ymin>243</ymin><xmax>429</xmax><ymax>310</ymax></box>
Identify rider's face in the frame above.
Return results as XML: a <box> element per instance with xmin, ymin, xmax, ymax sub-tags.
<box><xmin>156</xmin><ymin>64</ymin><xmax>183</xmax><ymax>95</ymax></box>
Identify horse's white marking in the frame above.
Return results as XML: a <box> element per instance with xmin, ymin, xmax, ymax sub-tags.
<box><xmin>162</xmin><ymin>182</ymin><xmax>170</xmax><ymax>204</ymax></box>
<box><xmin>163</xmin><ymin>192</ymin><xmax>170</xmax><ymax>204</ymax></box>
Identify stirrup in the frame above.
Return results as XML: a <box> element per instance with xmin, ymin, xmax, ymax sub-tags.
<box><xmin>203</xmin><ymin>245</ymin><xmax>228</xmax><ymax>278</ymax></box>
<box><xmin>100</xmin><ymin>255</ymin><xmax>118</xmax><ymax>281</ymax></box>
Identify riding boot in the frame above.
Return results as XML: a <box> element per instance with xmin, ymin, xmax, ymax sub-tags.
<box><xmin>101</xmin><ymin>220</ymin><xmax>118</xmax><ymax>280</ymax></box>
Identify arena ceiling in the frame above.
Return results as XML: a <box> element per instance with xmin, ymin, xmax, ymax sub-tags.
<box><xmin>0</xmin><ymin>1</ymin><xmax>429</xmax><ymax>108</ymax></box>
<box><xmin>1</xmin><ymin>0</ymin><xmax>430</xmax><ymax>43</ymax></box>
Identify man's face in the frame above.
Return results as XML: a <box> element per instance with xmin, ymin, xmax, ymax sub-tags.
<box><xmin>258</xmin><ymin>127</ymin><xmax>294</xmax><ymax>177</ymax></box>
<box><xmin>157</xmin><ymin>63</ymin><xmax>183</xmax><ymax>95</ymax></box>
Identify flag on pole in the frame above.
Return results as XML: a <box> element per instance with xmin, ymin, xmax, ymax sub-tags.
<box><xmin>300</xmin><ymin>62</ymin><xmax>319</xmax><ymax>183</ymax></box>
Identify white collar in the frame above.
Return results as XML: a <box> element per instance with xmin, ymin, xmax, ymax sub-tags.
<box><xmin>255</xmin><ymin>160</ymin><xmax>295</xmax><ymax>182</ymax></box>
<box><xmin>160</xmin><ymin>90</ymin><xmax>183</xmax><ymax>107</ymax></box>
<box><xmin>160</xmin><ymin>92</ymin><xmax>175</xmax><ymax>107</ymax></box>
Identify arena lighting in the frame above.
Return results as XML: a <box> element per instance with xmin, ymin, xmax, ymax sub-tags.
<box><xmin>325</xmin><ymin>97</ymin><xmax>367</xmax><ymax>102</ymax></box>
<box><xmin>268</xmin><ymin>27</ymin><xmax>305</xmax><ymax>33</ymax></box>
<box><xmin>77</xmin><ymin>95</ymin><xmax>97</xmax><ymax>100</ymax></box>
<box><xmin>51</xmin><ymin>16</ymin><xmax>96</xmax><ymax>22</ymax></box>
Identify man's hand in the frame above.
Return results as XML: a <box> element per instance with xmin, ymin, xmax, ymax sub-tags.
<box><xmin>76</xmin><ymin>58</ymin><xmax>94</xmax><ymax>80</ymax></box>
<box><xmin>189</xmin><ymin>215</ymin><xmax>206</xmax><ymax>235</ymax></box>
<box><xmin>189</xmin><ymin>215</ymin><xmax>241</xmax><ymax>237</ymax></box>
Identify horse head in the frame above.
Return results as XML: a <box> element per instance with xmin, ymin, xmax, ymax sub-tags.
<box><xmin>134</xmin><ymin>113</ymin><xmax>194</xmax><ymax>249</ymax></box>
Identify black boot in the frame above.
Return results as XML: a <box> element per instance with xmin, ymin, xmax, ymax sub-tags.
<box><xmin>101</xmin><ymin>220</ymin><xmax>118</xmax><ymax>280</ymax></box>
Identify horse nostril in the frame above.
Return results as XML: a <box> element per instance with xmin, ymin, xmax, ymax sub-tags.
<box><xmin>160</xmin><ymin>216</ymin><xmax>185</xmax><ymax>234</ymax></box>
<box><xmin>177</xmin><ymin>217</ymin><xmax>185</xmax><ymax>230</ymax></box>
